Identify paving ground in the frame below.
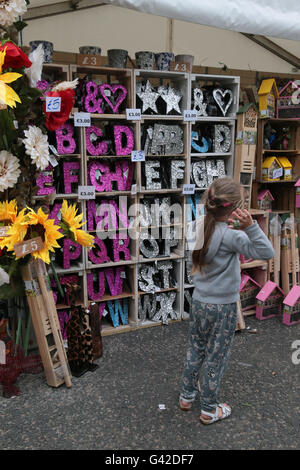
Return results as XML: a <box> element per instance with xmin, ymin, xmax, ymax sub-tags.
<box><xmin>1</xmin><ymin>316</ymin><xmax>300</xmax><ymax>450</ymax></box>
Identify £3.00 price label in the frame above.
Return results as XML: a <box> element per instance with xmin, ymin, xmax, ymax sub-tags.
<box><xmin>126</xmin><ymin>108</ymin><xmax>141</xmax><ymax>121</ymax></box>
<box><xmin>74</xmin><ymin>112</ymin><xmax>91</xmax><ymax>127</ymax></box>
<box><xmin>46</xmin><ymin>96</ymin><xmax>61</xmax><ymax>112</ymax></box>
<box><xmin>184</xmin><ymin>110</ymin><xmax>197</xmax><ymax>122</ymax></box>
<box><xmin>182</xmin><ymin>184</ymin><xmax>195</xmax><ymax>195</ymax></box>
<box><xmin>78</xmin><ymin>185</ymin><xmax>96</xmax><ymax>200</ymax></box>
<box><xmin>131</xmin><ymin>150</ymin><xmax>145</xmax><ymax>162</ymax></box>
<box><xmin>14</xmin><ymin>237</ymin><xmax>44</xmax><ymax>258</ymax></box>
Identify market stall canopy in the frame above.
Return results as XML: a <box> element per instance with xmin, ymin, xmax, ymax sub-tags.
<box><xmin>104</xmin><ymin>0</ymin><xmax>300</xmax><ymax>41</ymax></box>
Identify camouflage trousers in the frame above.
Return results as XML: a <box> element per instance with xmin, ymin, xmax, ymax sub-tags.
<box><xmin>179</xmin><ymin>300</ymin><xmax>237</xmax><ymax>412</ymax></box>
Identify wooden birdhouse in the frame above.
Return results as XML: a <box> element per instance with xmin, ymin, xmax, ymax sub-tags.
<box><xmin>283</xmin><ymin>285</ymin><xmax>300</xmax><ymax>326</ymax></box>
<box><xmin>277</xmin><ymin>156</ymin><xmax>292</xmax><ymax>181</ymax></box>
<box><xmin>262</xmin><ymin>156</ymin><xmax>282</xmax><ymax>181</ymax></box>
<box><xmin>276</xmin><ymin>80</ymin><xmax>300</xmax><ymax>120</ymax></box>
<box><xmin>295</xmin><ymin>179</ymin><xmax>300</xmax><ymax>208</ymax></box>
<box><xmin>256</xmin><ymin>280</ymin><xmax>285</xmax><ymax>320</ymax></box>
<box><xmin>239</xmin><ymin>272</ymin><xmax>261</xmax><ymax>311</ymax></box>
<box><xmin>257</xmin><ymin>189</ymin><xmax>274</xmax><ymax>211</ymax></box>
<box><xmin>258</xmin><ymin>79</ymin><xmax>279</xmax><ymax>118</ymax></box>
<box><xmin>236</xmin><ymin>103</ymin><xmax>258</xmax><ymax>143</ymax></box>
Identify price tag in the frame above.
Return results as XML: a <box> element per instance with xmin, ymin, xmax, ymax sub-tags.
<box><xmin>48</xmin><ymin>155</ymin><xmax>58</xmax><ymax>167</ymax></box>
<box><xmin>272</xmin><ymin>168</ymin><xmax>283</xmax><ymax>179</ymax></box>
<box><xmin>184</xmin><ymin>110</ymin><xmax>197</xmax><ymax>122</ymax></box>
<box><xmin>126</xmin><ymin>108</ymin><xmax>141</xmax><ymax>121</ymax></box>
<box><xmin>0</xmin><ymin>340</ymin><xmax>5</xmax><ymax>365</ymax></box>
<box><xmin>77</xmin><ymin>54</ymin><xmax>102</xmax><ymax>67</ymax></box>
<box><xmin>48</xmin><ymin>144</ymin><xmax>59</xmax><ymax>157</ymax></box>
<box><xmin>131</xmin><ymin>184</ymin><xmax>137</xmax><ymax>195</ymax></box>
<box><xmin>102</xmin><ymin>309</ymin><xmax>108</xmax><ymax>317</ymax></box>
<box><xmin>182</xmin><ymin>184</ymin><xmax>195</xmax><ymax>195</ymax></box>
<box><xmin>0</xmin><ymin>226</ymin><xmax>9</xmax><ymax>237</ymax></box>
<box><xmin>74</xmin><ymin>112</ymin><xmax>91</xmax><ymax>127</ymax></box>
<box><xmin>46</xmin><ymin>96</ymin><xmax>61</xmax><ymax>113</ymax></box>
<box><xmin>170</xmin><ymin>61</ymin><xmax>192</xmax><ymax>73</ymax></box>
<box><xmin>78</xmin><ymin>185</ymin><xmax>96</xmax><ymax>200</ymax></box>
<box><xmin>14</xmin><ymin>237</ymin><xmax>44</xmax><ymax>258</ymax></box>
<box><xmin>131</xmin><ymin>150</ymin><xmax>145</xmax><ymax>162</ymax></box>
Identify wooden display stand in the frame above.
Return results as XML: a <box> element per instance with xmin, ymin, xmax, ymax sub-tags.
<box><xmin>21</xmin><ymin>259</ymin><xmax>72</xmax><ymax>388</ymax></box>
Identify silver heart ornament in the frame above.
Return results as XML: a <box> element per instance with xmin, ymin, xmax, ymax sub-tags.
<box><xmin>213</xmin><ymin>88</ymin><xmax>233</xmax><ymax>116</ymax></box>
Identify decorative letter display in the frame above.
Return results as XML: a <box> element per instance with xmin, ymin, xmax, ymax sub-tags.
<box><xmin>192</xmin><ymin>86</ymin><xmax>234</xmax><ymax>117</ymax></box>
<box><xmin>87</xmin><ymin>267</ymin><xmax>128</xmax><ymax>301</ymax></box>
<box><xmin>143</xmin><ymin>159</ymin><xmax>185</xmax><ymax>190</ymax></box>
<box><xmin>191</xmin><ymin>159</ymin><xmax>226</xmax><ymax>189</ymax></box>
<box><xmin>51</xmin><ymin>274</ymin><xmax>81</xmax><ymax>306</ymax></box>
<box><xmin>191</xmin><ymin>124</ymin><xmax>231</xmax><ymax>154</ymax></box>
<box><xmin>85</xmin><ymin>125</ymin><xmax>134</xmax><ymax>156</ymax></box>
<box><xmin>81</xmin><ymin>81</ymin><xmax>127</xmax><ymax>114</ymax></box>
<box><xmin>138</xmin><ymin>291</ymin><xmax>178</xmax><ymax>325</ymax></box>
<box><xmin>57</xmin><ymin>238</ymin><xmax>82</xmax><ymax>270</ymax></box>
<box><xmin>87</xmin><ymin>160</ymin><xmax>134</xmax><ymax>192</ymax></box>
<box><xmin>55</xmin><ymin>122</ymin><xmax>77</xmax><ymax>155</ymax></box>
<box><xmin>88</xmin><ymin>235</ymin><xmax>131</xmax><ymax>265</ymax></box>
<box><xmin>87</xmin><ymin>198</ymin><xmax>129</xmax><ymax>232</ymax></box>
<box><xmin>63</xmin><ymin>161</ymin><xmax>80</xmax><ymax>194</ymax></box>
<box><xmin>143</xmin><ymin>124</ymin><xmax>184</xmax><ymax>155</ymax></box>
<box><xmin>138</xmin><ymin>261</ymin><xmax>177</xmax><ymax>293</ymax></box>
<box><xmin>98</xmin><ymin>298</ymin><xmax>129</xmax><ymax>328</ymax></box>
<box><xmin>36</xmin><ymin>165</ymin><xmax>55</xmax><ymax>196</ymax></box>
<box><xmin>136</xmin><ymin>80</ymin><xmax>183</xmax><ymax>115</ymax></box>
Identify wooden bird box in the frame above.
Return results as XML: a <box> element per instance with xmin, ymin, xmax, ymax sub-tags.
<box><xmin>239</xmin><ymin>272</ymin><xmax>261</xmax><ymax>311</ymax></box>
<box><xmin>283</xmin><ymin>285</ymin><xmax>300</xmax><ymax>326</ymax></box>
<box><xmin>256</xmin><ymin>280</ymin><xmax>285</xmax><ymax>320</ymax></box>
<box><xmin>262</xmin><ymin>156</ymin><xmax>283</xmax><ymax>181</ymax></box>
<box><xmin>257</xmin><ymin>189</ymin><xmax>274</xmax><ymax>211</ymax></box>
<box><xmin>258</xmin><ymin>79</ymin><xmax>279</xmax><ymax>118</ymax></box>
<box><xmin>276</xmin><ymin>80</ymin><xmax>300</xmax><ymax>120</ymax></box>
<box><xmin>277</xmin><ymin>156</ymin><xmax>293</xmax><ymax>181</ymax></box>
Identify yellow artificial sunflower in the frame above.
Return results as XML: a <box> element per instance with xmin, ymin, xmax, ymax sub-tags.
<box><xmin>0</xmin><ymin>49</ymin><xmax>22</xmax><ymax>108</ymax></box>
<box><xmin>5</xmin><ymin>207</ymin><xmax>64</xmax><ymax>264</ymax></box>
<box><xmin>60</xmin><ymin>200</ymin><xmax>94</xmax><ymax>248</ymax></box>
<box><xmin>0</xmin><ymin>199</ymin><xmax>18</xmax><ymax>248</ymax></box>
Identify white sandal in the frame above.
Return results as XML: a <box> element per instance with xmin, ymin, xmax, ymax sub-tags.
<box><xmin>200</xmin><ymin>403</ymin><xmax>231</xmax><ymax>425</ymax></box>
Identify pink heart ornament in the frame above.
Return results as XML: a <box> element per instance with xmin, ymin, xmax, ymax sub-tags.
<box><xmin>99</xmin><ymin>84</ymin><xmax>127</xmax><ymax>114</ymax></box>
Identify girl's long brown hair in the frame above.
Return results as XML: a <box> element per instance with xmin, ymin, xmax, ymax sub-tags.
<box><xmin>192</xmin><ymin>177</ymin><xmax>243</xmax><ymax>273</ymax></box>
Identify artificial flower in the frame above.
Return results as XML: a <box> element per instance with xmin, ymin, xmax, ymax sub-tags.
<box><xmin>0</xmin><ymin>42</ymin><xmax>32</xmax><ymax>70</ymax></box>
<box><xmin>0</xmin><ymin>150</ymin><xmax>21</xmax><ymax>192</ymax></box>
<box><xmin>0</xmin><ymin>49</ymin><xmax>22</xmax><ymax>108</ymax></box>
<box><xmin>0</xmin><ymin>199</ymin><xmax>18</xmax><ymax>225</ymax></box>
<box><xmin>6</xmin><ymin>207</ymin><xmax>63</xmax><ymax>264</ymax></box>
<box><xmin>0</xmin><ymin>0</ymin><xmax>27</xmax><ymax>27</ymax></box>
<box><xmin>60</xmin><ymin>200</ymin><xmax>94</xmax><ymax>248</ymax></box>
<box><xmin>0</xmin><ymin>266</ymin><xmax>9</xmax><ymax>286</ymax></box>
<box><xmin>51</xmin><ymin>78</ymin><xmax>79</xmax><ymax>92</ymax></box>
<box><xmin>23</xmin><ymin>126</ymin><xmax>50</xmax><ymax>171</ymax></box>
<box><xmin>25</xmin><ymin>44</ymin><xmax>44</xmax><ymax>88</ymax></box>
<box><xmin>44</xmin><ymin>83</ymin><xmax>77</xmax><ymax>131</ymax></box>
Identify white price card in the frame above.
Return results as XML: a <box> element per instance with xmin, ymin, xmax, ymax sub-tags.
<box><xmin>182</xmin><ymin>184</ymin><xmax>195</xmax><ymax>195</ymax></box>
<box><xmin>48</xmin><ymin>155</ymin><xmax>58</xmax><ymax>167</ymax></box>
<box><xmin>74</xmin><ymin>112</ymin><xmax>91</xmax><ymax>127</ymax></box>
<box><xmin>126</xmin><ymin>108</ymin><xmax>141</xmax><ymax>121</ymax></box>
<box><xmin>272</xmin><ymin>168</ymin><xmax>283</xmax><ymax>179</ymax></box>
<box><xmin>131</xmin><ymin>150</ymin><xmax>145</xmax><ymax>162</ymax></box>
<box><xmin>184</xmin><ymin>109</ymin><xmax>197</xmax><ymax>122</ymax></box>
<box><xmin>131</xmin><ymin>184</ymin><xmax>137</xmax><ymax>195</ymax></box>
<box><xmin>0</xmin><ymin>340</ymin><xmax>5</xmax><ymax>365</ymax></box>
<box><xmin>49</xmin><ymin>144</ymin><xmax>59</xmax><ymax>157</ymax></box>
<box><xmin>78</xmin><ymin>185</ymin><xmax>96</xmax><ymax>200</ymax></box>
<box><xmin>46</xmin><ymin>96</ymin><xmax>61</xmax><ymax>112</ymax></box>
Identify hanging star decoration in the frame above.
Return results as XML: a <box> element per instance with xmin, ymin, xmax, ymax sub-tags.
<box><xmin>136</xmin><ymin>80</ymin><xmax>159</xmax><ymax>114</ymax></box>
<box><xmin>158</xmin><ymin>85</ymin><xmax>182</xmax><ymax>115</ymax></box>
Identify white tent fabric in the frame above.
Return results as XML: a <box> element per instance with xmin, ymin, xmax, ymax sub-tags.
<box><xmin>105</xmin><ymin>0</ymin><xmax>300</xmax><ymax>41</ymax></box>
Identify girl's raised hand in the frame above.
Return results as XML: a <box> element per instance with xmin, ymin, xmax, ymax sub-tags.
<box><xmin>228</xmin><ymin>208</ymin><xmax>254</xmax><ymax>230</ymax></box>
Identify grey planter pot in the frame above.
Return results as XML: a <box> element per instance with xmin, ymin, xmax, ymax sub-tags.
<box><xmin>107</xmin><ymin>49</ymin><xmax>128</xmax><ymax>68</ymax></box>
<box><xmin>29</xmin><ymin>40</ymin><xmax>54</xmax><ymax>63</ymax></box>
<box><xmin>135</xmin><ymin>51</ymin><xmax>155</xmax><ymax>70</ymax></box>
<box><xmin>79</xmin><ymin>46</ymin><xmax>102</xmax><ymax>55</ymax></box>
<box><xmin>155</xmin><ymin>52</ymin><xmax>174</xmax><ymax>71</ymax></box>
<box><xmin>175</xmin><ymin>54</ymin><xmax>194</xmax><ymax>67</ymax></box>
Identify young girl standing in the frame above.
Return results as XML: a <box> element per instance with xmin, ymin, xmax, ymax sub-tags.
<box><xmin>179</xmin><ymin>177</ymin><xmax>274</xmax><ymax>424</ymax></box>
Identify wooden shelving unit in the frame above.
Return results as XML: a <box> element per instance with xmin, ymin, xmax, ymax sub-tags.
<box><xmin>39</xmin><ymin>61</ymin><xmax>243</xmax><ymax>335</ymax></box>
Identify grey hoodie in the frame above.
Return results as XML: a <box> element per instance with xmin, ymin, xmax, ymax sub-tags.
<box><xmin>190</xmin><ymin>221</ymin><xmax>275</xmax><ymax>304</ymax></box>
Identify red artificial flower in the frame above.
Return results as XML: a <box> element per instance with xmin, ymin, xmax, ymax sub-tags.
<box><xmin>0</xmin><ymin>41</ymin><xmax>32</xmax><ymax>69</ymax></box>
<box><xmin>43</xmin><ymin>88</ymin><xmax>75</xmax><ymax>131</ymax></box>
